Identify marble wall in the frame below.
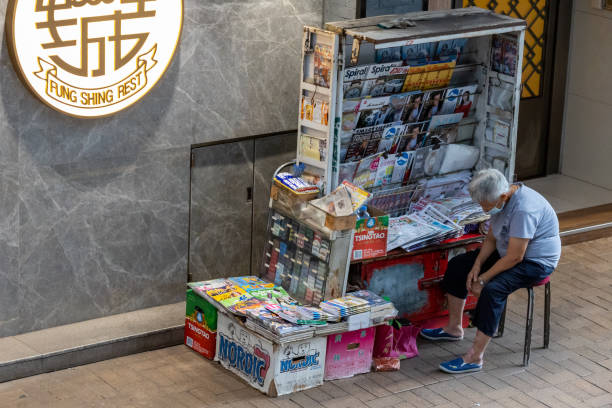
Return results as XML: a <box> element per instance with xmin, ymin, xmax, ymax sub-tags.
<box><xmin>0</xmin><ymin>0</ymin><xmax>322</xmax><ymax>337</ymax></box>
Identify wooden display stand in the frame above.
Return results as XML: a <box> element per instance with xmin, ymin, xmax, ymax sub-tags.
<box><xmin>293</xmin><ymin>8</ymin><xmax>526</xmax><ymax>321</ymax></box>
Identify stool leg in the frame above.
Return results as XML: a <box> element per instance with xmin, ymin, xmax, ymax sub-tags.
<box><xmin>544</xmin><ymin>282</ymin><xmax>551</xmax><ymax>349</ymax></box>
<box><xmin>495</xmin><ymin>301</ymin><xmax>507</xmax><ymax>338</ymax></box>
<box><xmin>523</xmin><ymin>287</ymin><xmax>535</xmax><ymax>367</ymax></box>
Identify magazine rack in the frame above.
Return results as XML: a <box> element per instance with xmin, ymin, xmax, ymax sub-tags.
<box><xmin>296</xmin><ymin>7</ymin><xmax>526</xmax><ymax>197</ymax></box>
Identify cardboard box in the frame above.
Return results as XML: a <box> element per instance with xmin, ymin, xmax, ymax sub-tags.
<box><xmin>185</xmin><ymin>289</ymin><xmax>218</xmax><ymax>360</ymax></box>
<box><xmin>351</xmin><ymin>207</ymin><xmax>389</xmax><ymax>261</ymax></box>
<box><xmin>324</xmin><ymin>327</ymin><xmax>376</xmax><ymax>380</ymax></box>
<box><xmin>215</xmin><ymin>313</ymin><xmax>327</xmax><ymax>396</ymax></box>
<box><xmin>185</xmin><ymin>318</ymin><xmax>217</xmax><ymax>360</ymax></box>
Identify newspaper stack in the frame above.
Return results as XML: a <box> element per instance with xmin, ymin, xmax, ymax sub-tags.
<box><xmin>387</xmin><ymin>203</ymin><xmax>463</xmax><ymax>252</ymax></box>
<box><xmin>245</xmin><ymin>308</ymin><xmax>314</xmax><ymax>343</ymax></box>
<box><xmin>320</xmin><ymin>295</ymin><xmax>371</xmax><ymax>320</ymax></box>
<box><xmin>349</xmin><ymin>290</ymin><xmax>398</xmax><ymax>324</ymax></box>
<box><xmin>412</xmin><ymin>195</ymin><xmax>489</xmax><ymax>226</ymax></box>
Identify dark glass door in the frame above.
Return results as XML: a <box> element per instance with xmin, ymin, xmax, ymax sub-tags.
<box><xmin>463</xmin><ymin>0</ymin><xmax>571</xmax><ymax>179</ymax></box>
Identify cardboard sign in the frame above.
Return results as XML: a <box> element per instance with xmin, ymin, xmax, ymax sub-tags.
<box><xmin>216</xmin><ymin>313</ymin><xmax>327</xmax><ymax>396</ymax></box>
<box><xmin>352</xmin><ymin>212</ymin><xmax>389</xmax><ymax>261</ymax></box>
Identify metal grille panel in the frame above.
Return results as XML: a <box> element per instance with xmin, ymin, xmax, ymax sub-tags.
<box><xmin>464</xmin><ymin>0</ymin><xmax>548</xmax><ymax>98</ymax></box>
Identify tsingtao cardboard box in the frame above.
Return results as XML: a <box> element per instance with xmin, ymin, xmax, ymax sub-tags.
<box><xmin>185</xmin><ymin>289</ymin><xmax>218</xmax><ymax>360</ymax></box>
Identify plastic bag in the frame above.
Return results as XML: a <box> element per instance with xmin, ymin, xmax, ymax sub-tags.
<box><xmin>373</xmin><ymin>357</ymin><xmax>401</xmax><ymax>372</ymax></box>
<box><xmin>373</xmin><ymin>320</ymin><xmax>419</xmax><ymax>360</ymax></box>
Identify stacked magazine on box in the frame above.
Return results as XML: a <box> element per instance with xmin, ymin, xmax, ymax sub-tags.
<box><xmin>350</xmin><ymin>290</ymin><xmax>399</xmax><ymax>324</ymax></box>
<box><xmin>189</xmin><ymin>277</ymin><xmax>399</xmax><ymax>341</ymax></box>
<box><xmin>320</xmin><ymin>295</ymin><xmax>371</xmax><ymax>320</ymax></box>
<box><xmin>245</xmin><ymin>308</ymin><xmax>315</xmax><ymax>343</ymax></box>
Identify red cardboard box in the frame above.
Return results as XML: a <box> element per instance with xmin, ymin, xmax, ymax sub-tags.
<box><xmin>351</xmin><ymin>207</ymin><xmax>389</xmax><ymax>261</ymax></box>
<box><xmin>184</xmin><ymin>318</ymin><xmax>217</xmax><ymax>360</ymax></box>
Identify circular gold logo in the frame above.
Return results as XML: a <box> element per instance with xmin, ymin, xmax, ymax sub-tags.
<box><xmin>6</xmin><ymin>0</ymin><xmax>183</xmax><ymax>118</ymax></box>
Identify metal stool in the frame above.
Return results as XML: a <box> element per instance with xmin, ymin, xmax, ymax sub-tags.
<box><xmin>495</xmin><ymin>275</ymin><xmax>551</xmax><ymax>367</ymax></box>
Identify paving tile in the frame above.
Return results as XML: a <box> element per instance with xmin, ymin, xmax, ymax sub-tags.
<box><xmin>1</xmin><ymin>237</ymin><xmax>612</xmax><ymax>407</ymax></box>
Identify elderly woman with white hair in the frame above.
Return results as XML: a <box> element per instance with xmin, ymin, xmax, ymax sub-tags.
<box><xmin>420</xmin><ymin>168</ymin><xmax>561</xmax><ymax>373</ymax></box>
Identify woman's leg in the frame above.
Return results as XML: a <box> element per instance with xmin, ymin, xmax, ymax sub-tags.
<box><xmin>464</xmin><ymin>260</ymin><xmax>549</xmax><ymax>364</ymax></box>
<box><xmin>443</xmin><ymin>295</ymin><xmax>466</xmax><ymax>337</ymax></box>
<box><xmin>441</xmin><ymin>250</ymin><xmax>501</xmax><ymax>337</ymax></box>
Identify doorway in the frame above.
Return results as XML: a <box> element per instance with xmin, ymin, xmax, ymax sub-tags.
<box><xmin>462</xmin><ymin>0</ymin><xmax>572</xmax><ymax>179</ymax></box>
<box><xmin>188</xmin><ymin>132</ymin><xmax>297</xmax><ymax>282</ymax></box>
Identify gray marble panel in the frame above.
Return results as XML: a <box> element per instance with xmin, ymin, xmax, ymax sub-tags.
<box><xmin>15</xmin><ymin>148</ymin><xmax>189</xmax><ymax>334</ymax></box>
<box><xmin>251</xmin><ymin>133</ymin><xmax>297</xmax><ymax>275</ymax></box>
<box><xmin>0</xmin><ymin>166</ymin><xmax>20</xmax><ymax>337</ymax></box>
<box><xmin>189</xmin><ymin>141</ymin><xmax>254</xmax><ymax>282</ymax></box>
<box><xmin>0</xmin><ymin>0</ymin><xmax>322</xmax><ymax>337</ymax></box>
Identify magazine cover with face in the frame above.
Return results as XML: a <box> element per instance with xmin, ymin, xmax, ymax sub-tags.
<box><xmin>419</xmin><ymin>90</ymin><xmax>445</xmax><ymax>122</ymax></box>
<box><xmin>402</xmin><ymin>92</ymin><xmax>425</xmax><ymax>123</ymax></box>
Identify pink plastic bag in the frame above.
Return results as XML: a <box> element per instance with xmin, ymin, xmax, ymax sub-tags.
<box><xmin>373</xmin><ymin>322</ymin><xmax>419</xmax><ymax>360</ymax></box>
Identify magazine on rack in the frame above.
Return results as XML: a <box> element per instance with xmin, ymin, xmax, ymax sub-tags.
<box><xmin>428</xmin><ymin>113</ymin><xmax>463</xmax><ymax>131</ymax></box>
<box><xmin>491</xmin><ymin>35</ymin><xmax>518</xmax><ymax>76</ymax></box>
<box><xmin>373</xmin><ymin>154</ymin><xmax>397</xmax><ymax>187</ymax></box>
<box><xmin>314</xmin><ymin>43</ymin><xmax>332</xmax><ymax>87</ymax></box>
<box><xmin>435</xmin><ymin>39</ymin><xmax>468</xmax><ymax>62</ymax></box>
<box><xmin>343</xmin><ymin>65</ymin><xmax>370</xmax><ymax>99</ymax></box>
<box><xmin>352</xmin><ymin>153</ymin><xmax>383</xmax><ymax>189</ymax></box>
<box><xmin>401</xmin><ymin>92</ymin><xmax>425</xmax><ymax>123</ymax></box>
<box><xmin>344</xmin><ymin>126</ymin><xmax>374</xmax><ymax>162</ymax></box>
<box><xmin>419</xmin><ymin>90</ymin><xmax>445</xmax><ymax>122</ymax></box>
<box><xmin>440</xmin><ymin>84</ymin><xmax>478</xmax><ymax>116</ymax></box>
<box><xmin>422</xmin><ymin>60</ymin><xmax>457</xmax><ymax>90</ymax></box>
<box><xmin>361</xmin><ymin>62</ymin><xmax>404</xmax><ymax>97</ymax></box>
<box><xmin>401</xmin><ymin>43</ymin><xmax>435</xmax><ymax>66</ymax></box>
<box><xmin>375</xmin><ymin>47</ymin><xmax>402</xmax><ymax>63</ymax></box>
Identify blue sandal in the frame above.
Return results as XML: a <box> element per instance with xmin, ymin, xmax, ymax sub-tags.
<box><xmin>420</xmin><ymin>328</ymin><xmax>463</xmax><ymax>341</ymax></box>
<box><xmin>439</xmin><ymin>357</ymin><xmax>482</xmax><ymax>374</ymax></box>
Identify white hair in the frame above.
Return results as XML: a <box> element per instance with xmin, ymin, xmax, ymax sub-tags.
<box><xmin>468</xmin><ymin>168</ymin><xmax>510</xmax><ymax>203</ymax></box>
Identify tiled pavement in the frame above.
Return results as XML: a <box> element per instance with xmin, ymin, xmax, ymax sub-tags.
<box><xmin>2</xmin><ymin>237</ymin><xmax>612</xmax><ymax>408</ymax></box>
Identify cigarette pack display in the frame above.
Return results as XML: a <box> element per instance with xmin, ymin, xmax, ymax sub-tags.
<box><xmin>262</xmin><ymin>210</ymin><xmax>336</xmax><ymax>305</ymax></box>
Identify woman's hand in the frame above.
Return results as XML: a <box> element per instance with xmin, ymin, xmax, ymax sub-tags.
<box><xmin>466</xmin><ymin>264</ymin><xmax>481</xmax><ymax>291</ymax></box>
<box><xmin>470</xmin><ymin>279</ymin><xmax>485</xmax><ymax>297</ymax></box>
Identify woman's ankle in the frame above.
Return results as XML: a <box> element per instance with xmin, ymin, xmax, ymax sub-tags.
<box><xmin>442</xmin><ymin>324</ymin><xmax>463</xmax><ymax>337</ymax></box>
<box><xmin>462</xmin><ymin>350</ymin><xmax>483</xmax><ymax>365</ymax></box>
